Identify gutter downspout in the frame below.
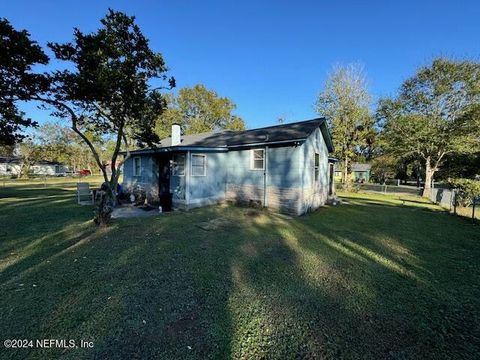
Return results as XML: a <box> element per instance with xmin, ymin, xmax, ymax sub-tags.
<box><xmin>185</xmin><ymin>151</ymin><xmax>190</xmax><ymax>210</ymax></box>
<box><xmin>263</xmin><ymin>145</ymin><xmax>268</xmax><ymax>208</ymax></box>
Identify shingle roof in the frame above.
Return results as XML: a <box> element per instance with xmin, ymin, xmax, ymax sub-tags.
<box><xmin>352</xmin><ymin>163</ymin><xmax>371</xmax><ymax>171</ymax></box>
<box><xmin>336</xmin><ymin>163</ymin><xmax>371</xmax><ymax>172</ymax></box>
<box><xmin>0</xmin><ymin>156</ymin><xmax>21</xmax><ymax>164</ymax></box>
<box><xmin>0</xmin><ymin>157</ymin><xmax>62</xmax><ymax>165</ymax></box>
<box><xmin>129</xmin><ymin>118</ymin><xmax>334</xmax><ymax>154</ymax></box>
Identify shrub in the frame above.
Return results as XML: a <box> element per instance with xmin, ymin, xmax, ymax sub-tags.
<box><xmin>448</xmin><ymin>178</ymin><xmax>480</xmax><ymax>207</ymax></box>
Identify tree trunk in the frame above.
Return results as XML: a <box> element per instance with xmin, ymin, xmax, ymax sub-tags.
<box><xmin>343</xmin><ymin>157</ymin><xmax>348</xmax><ymax>184</ymax></box>
<box><xmin>94</xmin><ymin>182</ymin><xmax>115</xmax><ymax>225</ymax></box>
<box><xmin>422</xmin><ymin>157</ymin><xmax>435</xmax><ymax>198</ymax></box>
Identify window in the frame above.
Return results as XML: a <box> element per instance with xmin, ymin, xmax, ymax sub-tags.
<box><xmin>314</xmin><ymin>153</ymin><xmax>319</xmax><ymax>182</ymax></box>
<box><xmin>191</xmin><ymin>154</ymin><xmax>206</xmax><ymax>176</ymax></box>
<box><xmin>172</xmin><ymin>154</ymin><xmax>185</xmax><ymax>176</ymax></box>
<box><xmin>251</xmin><ymin>149</ymin><xmax>265</xmax><ymax>170</ymax></box>
<box><xmin>133</xmin><ymin>157</ymin><xmax>141</xmax><ymax>177</ymax></box>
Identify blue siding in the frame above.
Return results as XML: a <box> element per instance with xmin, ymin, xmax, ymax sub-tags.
<box><xmin>188</xmin><ymin>152</ymin><xmax>227</xmax><ymax>201</ymax></box>
<box><xmin>121</xmin><ymin>127</ymin><xmax>331</xmax><ymax>213</ymax></box>
<box><xmin>226</xmin><ymin>145</ymin><xmax>303</xmax><ymax>188</ymax></box>
<box><xmin>300</xmin><ymin>127</ymin><xmax>330</xmax><ymax>211</ymax></box>
<box><xmin>123</xmin><ymin>155</ymin><xmax>158</xmax><ymax>189</ymax></box>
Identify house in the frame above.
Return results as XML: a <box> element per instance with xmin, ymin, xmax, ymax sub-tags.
<box><xmin>122</xmin><ymin>118</ymin><xmax>335</xmax><ymax>216</ymax></box>
<box><xmin>0</xmin><ymin>157</ymin><xmax>68</xmax><ymax>177</ymax></box>
<box><xmin>334</xmin><ymin>163</ymin><xmax>371</xmax><ymax>183</ymax></box>
<box><xmin>0</xmin><ymin>157</ymin><xmax>21</xmax><ymax>176</ymax></box>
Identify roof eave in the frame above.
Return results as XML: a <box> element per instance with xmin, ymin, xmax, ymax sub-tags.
<box><xmin>122</xmin><ymin>146</ymin><xmax>229</xmax><ymax>156</ymax></box>
<box><xmin>227</xmin><ymin>138</ymin><xmax>306</xmax><ymax>148</ymax></box>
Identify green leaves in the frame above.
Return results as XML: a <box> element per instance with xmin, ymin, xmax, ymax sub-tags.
<box><xmin>47</xmin><ymin>9</ymin><xmax>174</xmax><ymax>146</ymax></box>
<box><xmin>155</xmin><ymin>84</ymin><xmax>246</xmax><ymax>138</ymax></box>
<box><xmin>378</xmin><ymin>58</ymin><xmax>480</xmax><ymax>173</ymax></box>
<box><xmin>448</xmin><ymin>178</ymin><xmax>480</xmax><ymax>198</ymax></box>
<box><xmin>0</xmin><ymin>18</ymin><xmax>49</xmax><ymax>145</ymax></box>
<box><xmin>315</xmin><ymin>63</ymin><xmax>374</xmax><ymax>169</ymax></box>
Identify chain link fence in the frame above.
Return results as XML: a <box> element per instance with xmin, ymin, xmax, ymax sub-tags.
<box><xmin>431</xmin><ymin>187</ymin><xmax>479</xmax><ymax>222</ymax></box>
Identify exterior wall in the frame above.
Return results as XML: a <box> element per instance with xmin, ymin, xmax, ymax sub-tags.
<box><xmin>121</xmin><ymin>129</ymin><xmax>331</xmax><ymax>215</ymax></box>
<box><xmin>352</xmin><ymin>170</ymin><xmax>370</xmax><ymax>182</ymax></box>
<box><xmin>186</xmin><ymin>151</ymin><xmax>227</xmax><ymax>208</ymax></box>
<box><xmin>0</xmin><ymin>163</ymin><xmax>66</xmax><ymax>176</ymax></box>
<box><xmin>300</xmin><ymin>127</ymin><xmax>330</xmax><ymax>213</ymax></box>
<box><xmin>225</xmin><ymin>145</ymin><xmax>304</xmax><ymax>215</ymax></box>
<box><xmin>32</xmin><ymin>164</ymin><xmax>66</xmax><ymax>176</ymax></box>
<box><xmin>0</xmin><ymin>163</ymin><xmax>20</xmax><ymax>176</ymax></box>
<box><xmin>335</xmin><ymin>169</ymin><xmax>371</xmax><ymax>182</ymax></box>
<box><xmin>123</xmin><ymin>155</ymin><xmax>159</xmax><ymax>202</ymax></box>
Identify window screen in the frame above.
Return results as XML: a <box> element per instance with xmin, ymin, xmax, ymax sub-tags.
<box><xmin>191</xmin><ymin>154</ymin><xmax>206</xmax><ymax>176</ymax></box>
<box><xmin>252</xmin><ymin>149</ymin><xmax>265</xmax><ymax>170</ymax></box>
<box><xmin>133</xmin><ymin>157</ymin><xmax>141</xmax><ymax>176</ymax></box>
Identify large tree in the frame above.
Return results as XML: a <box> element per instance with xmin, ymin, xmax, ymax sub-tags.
<box><xmin>0</xmin><ymin>18</ymin><xmax>49</xmax><ymax>145</ymax></box>
<box><xmin>155</xmin><ymin>84</ymin><xmax>245</xmax><ymax>138</ymax></box>
<box><xmin>315</xmin><ymin>64</ymin><xmax>374</xmax><ymax>184</ymax></box>
<box><xmin>42</xmin><ymin>10</ymin><xmax>174</xmax><ymax>223</ymax></box>
<box><xmin>377</xmin><ymin>58</ymin><xmax>480</xmax><ymax>197</ymax></box>
<box><xmin>36</xmin><ymin>122</ymin><xmax>105</xmax><ymax>173</ymax></box>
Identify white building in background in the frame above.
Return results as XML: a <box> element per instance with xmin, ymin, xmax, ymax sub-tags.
<box><xmin>0</xmin><ymin>157</ymin><xmax>68</xmax><ymax>176</ymax></box>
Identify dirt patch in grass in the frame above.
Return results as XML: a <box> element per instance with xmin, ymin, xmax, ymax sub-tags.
<box><xmin>196</xmin><ymin>217</ymin><xmax>233</xmax><ymax>231</ymax></box>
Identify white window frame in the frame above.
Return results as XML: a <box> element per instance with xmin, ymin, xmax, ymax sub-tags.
<box><xmin>250</xmin><ymin>149</ymin><xmax>265</xmax><ymax>170</ymax></box>
<box><xmin>172</xmin><ymin>153</ymin><xmax>186</xmax><ymax>176</ymax></box>
<box><xmin>314</xmin><ymin>153</ymin><xmax>320</xmax><ymax>182</ymax></box>
<box><xmin>191</xmin><ymin>154</ymin><xmax>207</xmax><ymax>177</ymax></box>
<box><xmin>133</xmin><ymin>156</ymin><xmax>141</xmax><ymax>177</ymax></box>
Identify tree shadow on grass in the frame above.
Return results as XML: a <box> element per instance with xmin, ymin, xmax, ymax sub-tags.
<box><xmin>1</xmin><ymin>198</ymin><xmax>479</xmax><ymax>359</ymax></box>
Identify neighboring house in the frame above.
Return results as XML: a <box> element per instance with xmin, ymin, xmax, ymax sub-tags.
<box><xmin>122</xmin><ymin>118</ymin><xmax>335</xmax><ymax>215</ymax></box>
<box><xmin>0</xmin><ymin>157</ymin><xmax>21</xmax><ymax>176</ymax></box>
<box><xmin>32</xmin><ymin>161</ymin><xmax>68</xmax><ymax>176</ymax></box>
<box><xmin>334</xmin><ymin>163</ymin><xmax>371</xmax><ymax>183</ymax></box>
<box><xmin>0</xmin><ymin>157</ymin><xmax>68</xmax><ymax>176</ymax></box>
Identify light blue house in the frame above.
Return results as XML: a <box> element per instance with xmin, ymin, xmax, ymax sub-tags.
<box><xmin>122</xmin><ymin>118</ymin><xmax>335</xmax><ymax>215</ymax></box>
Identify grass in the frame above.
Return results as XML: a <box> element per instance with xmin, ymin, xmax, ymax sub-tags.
<box><xmin>1</xmin><ymin>182</ymin><xmax>480</xmax><ymax>359</ymax></box>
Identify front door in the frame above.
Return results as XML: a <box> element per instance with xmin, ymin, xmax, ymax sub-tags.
<box><xmin>157</xmin><ymin>156</ymin><xmax>172</xmax><ymax>211</ymax></box>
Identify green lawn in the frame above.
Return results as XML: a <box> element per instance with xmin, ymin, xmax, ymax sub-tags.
<box><xmin>1</xmin><ymin>182</ymin><xmax>480</xmax><ymax>359</ymax></box>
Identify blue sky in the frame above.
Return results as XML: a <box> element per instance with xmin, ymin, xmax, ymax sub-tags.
<box><xmin>2</xmin><ymin>0</ymin><xmax>479</xmax><ymax>129</ymax></box>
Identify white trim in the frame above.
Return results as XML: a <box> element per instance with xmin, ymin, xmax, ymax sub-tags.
<box><xmin>250</xmin><ymin>149</ymin><xmax>265</xmax><ymax>170</ymax></box>
<box><xmin>314</xmin><ymin>152</ymin><xmax>319</xmax><ymax>183</ymax></box>
<box><xmin>228</xmin><ymin>138</ymin><xmax>305</xmax><ymax>148</ymax></box>
<box><xmin>191</xmin><ymin>153</ymin><xmax>207</xmax><ymax>177</ymax></box>
<box><xmin>133</xmin><ymin>156</ymin><xmax>141</xmax><ymax>177</ymax></box>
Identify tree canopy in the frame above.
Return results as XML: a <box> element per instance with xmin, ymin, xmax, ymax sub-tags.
<box><xmin>315</xmin><ymin>64</ymin><xmax>374</xmax><ymax>183</ymax></box>
<box><xmin>0</xmin><ymin>18</ymin><xmax>49</xmax><ymax>145</ymax></box>
<box><xmin>377</xmin><ymin>58</ymin><xmax>480</xmax><ymax>196</ymax></box>
<box><xmin>155</xmin><ymin>84</ymin><xmax>245</xmax><ymax>138</ymax></box>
